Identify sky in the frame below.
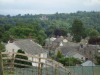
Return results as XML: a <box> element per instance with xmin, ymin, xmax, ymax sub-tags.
<box><xmin>0</xmin><ymin>0</ymin><xmax>100</xmax><ymax>15</ymax></box>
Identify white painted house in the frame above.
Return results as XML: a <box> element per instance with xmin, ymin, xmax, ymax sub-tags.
<box><xmin>5</xmin><ymin>39</ymin><xmax>48</xmax><ymax>67</ymax></box>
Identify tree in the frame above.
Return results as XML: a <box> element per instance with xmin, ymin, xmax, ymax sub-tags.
<box><xmin>95</xmin><ymin>56</ymin><xmax>100</xmax><ymax>65</ymax></box>
<box><xmin>0</xmin><ymin>43</ymin><xmax>5</xmax><ymax>75</ymax></box>
<box><xmin>71</xmin><ymin>19</ymin><xmax>85</xmax><ymax>42</ymax></box>
<box><xmin>59</xmin><ymin>57</ymin><xmax>82</xmax><ymax>66</ymax></box>
<box><xmin>88</xmin><ymin>29</ymin><xmax>99</xmax><ymax>38</ymax></box>
<box><xmin>56</xmin><ymin>50</ymin><xmax>63</xmax><ymax>58</ymax></box>
<box><xmin>88</xmin><ymin>36</ymin><xmax>100</xmax><ymax>45</ymax></box>
<box><xmin>14</xmin><ymin>49</ymin><xmax>32</xmax><ymax>68</ymax></box>
<box><xmin>1</xmin><ymin>32</ymin><xmax>10</xmax><ymax>43</ymax></box>
<box><xmin>0</xmin><ymin>27</ymin><xmax>4</xmax><ymax>42</ymax></box>
<box><xmin>55</xmin><ymin>50</ymin><xmax>63</xmax><ymax>61</ymax></box>
<box><xmin>0</xmin><ymin>43</ymin><xmax>5</xmax><ymax>52</ymax></box>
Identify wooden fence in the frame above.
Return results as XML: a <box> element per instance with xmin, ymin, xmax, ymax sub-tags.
<box><xmin>0</xmin><ymin>51</ymin><xmax>71</xmax><ymax>75</ymax></box>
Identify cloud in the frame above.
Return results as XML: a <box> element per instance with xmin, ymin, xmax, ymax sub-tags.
<box><xmin>84</xmin><ymin>0</ymin><xmax>100</xmax><ymax>6</ymax></box>
<box><xmin>0</xmin><ymin>0</ymin><xmax>100</xmax><ymax>15</ymax></box>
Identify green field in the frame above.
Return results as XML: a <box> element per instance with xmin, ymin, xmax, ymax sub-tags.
<box><xmin>67</xmin><ymin>66</ymin><xmax>100</xmax><ymax>75</ymax></box>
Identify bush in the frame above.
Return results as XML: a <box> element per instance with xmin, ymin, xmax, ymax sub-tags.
<box><xmin>14</xmin><ymin>49</ymin><xmax>32</xmax><ymax>68</ymax></box>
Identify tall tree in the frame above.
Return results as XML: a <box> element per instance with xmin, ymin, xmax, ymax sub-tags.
<box><xmin>71</xmin><ymin>19</ymin><xmax>85</xmax><ymax>42</ymax></box>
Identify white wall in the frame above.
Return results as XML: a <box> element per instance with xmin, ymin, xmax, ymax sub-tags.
<box><xmin>5</xmin><ymin>42</ymin><xmax>20</xmax><ymax>56</ymax></box>
<box><xmin>28</xmin><ymin>53</ymin><xmax>47</xmax><ymax>67</ymax></box>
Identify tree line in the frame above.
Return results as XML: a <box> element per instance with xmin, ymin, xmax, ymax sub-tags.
<box><xmin>0</xmin><ymin>11</ymin><xmax>100</xmax><ymax>44</ymax></box>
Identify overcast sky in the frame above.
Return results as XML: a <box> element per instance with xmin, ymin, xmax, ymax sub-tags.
<box><xmin>0</xmin><ymin>0</ymin><xmax>100</xmax><ymax>15</ymax></box>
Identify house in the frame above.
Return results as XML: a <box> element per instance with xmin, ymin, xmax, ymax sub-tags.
<box><xmin>55</xmin><ymin>42</ymin><xmax>80</xmax><ymax>56</ymax></box>
<box><xmin>5</xmin><ymin>39</ymin><xmax>48</xmax><ymax>67</ymax></box>
<box><xmin>55</xmin><ymin>42</ymin><xmax>85</xmax><ymax>61</ymax></box>
<box><xmin>66</xmin><ymin>51</ymin><xmax>85</xmax><ymax>61</ymax></box>
<box><xmin>55</xmin><ymin>40</ymin><xmax>100</xmax><ymax>62</ymax></box>
<box><xmin>78</xmin><ymin>44</ymin><xmax>100</xmax><ymax>62</ymax></box>
<box><xmin>45</xmin><ymin>36</ymin><xmax>68</xmax><ymax>50</ymax></box>
<box><xmin>81</xmin><ymin>60</ymin><xmax>95</xmax><ymax>66</ymax></box>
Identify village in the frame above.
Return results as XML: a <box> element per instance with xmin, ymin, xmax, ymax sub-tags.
<box><xmin>0</xmin><ymin>0</ymin><xmax>100</xmax><ymax>74</ymax></box>
<box><xmin>0</xmin><ymin>34</ymin><xmax>100</xmax><ymax>75</ymax></box>
<box><xmin>4</xmin><ymin>34</ymin><xmax>100</xmax><ymax>67</ymax></box>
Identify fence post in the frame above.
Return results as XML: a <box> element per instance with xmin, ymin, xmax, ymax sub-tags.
<box><xmin>40</xmin><ymin>63</ymin><xmax>43</xmax><ymax>75</ymax></box>
<box><xmin>55</xmin><ymin>64</ymin><xmax>57</xmax><ymax>75</ymax></box>
<box><xmin>10</xmin><ymin>49</ymin><xmax>15</xmax><ymax>74</ymax></box>
<box><xmin>0</xmin><ymin>52</ymin><xmax>4</xmax><ymax>75</ymax></box>
<box><xmin>38</xmin><ymin>54</ymin><xmax>41</xmax><ymax>75</ymax></box>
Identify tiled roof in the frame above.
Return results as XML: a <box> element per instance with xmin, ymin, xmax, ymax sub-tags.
<box><xmin>66</xmin><ymin>51</ymin><xmax>78</xmax><ymax>56</ymax></box>
<box><xmin>56</xmin><ymin>45</ymin><xmax>79</xmax><ymax>56</ymax></box>
<box><xmin>14</xmin><ymin>39</ymin><xmax>47</xmax><ymax>55</ymax></box>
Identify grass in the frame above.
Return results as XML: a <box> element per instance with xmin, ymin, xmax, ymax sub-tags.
<box><xmin>4</xmin><ymin>72</ymin><xmax>22</xmax><ymax>75</ymax></box>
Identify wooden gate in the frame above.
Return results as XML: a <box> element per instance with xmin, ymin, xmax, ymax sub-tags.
<box><xmin>0</xmin><ymin>52</ymin><xmax>71</xmax><ymax>75</ymax></box>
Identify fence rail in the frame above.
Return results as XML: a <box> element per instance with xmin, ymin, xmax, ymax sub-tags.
<box><xmin>0</xmin><ymin>52</ymin><xmax>71</xmax><ymax>75</ymax></box>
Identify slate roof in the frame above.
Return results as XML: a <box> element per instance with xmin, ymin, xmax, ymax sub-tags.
<box><xmin>14</xmin><ymin>39</ymin><xmax>47</xmax><ymax>55</ymax></box>
<box><xmin>66</xmin><ymin>51</ymin><xmax>78</xmax><ymax>56</ymax></box>
<box><xmin>81</xmin><ymin>60</ymin><xmax>95</xmax><ymax>66</ymax></box>
<box><xmin>84</xmin><ymin>45</ymin><xmax>100</xmax><ymax>50</ymax></box>
<box><xmin>54</xmin><ymin>36</ymin><xmax>64</xmax><ymax>43</ymax></box>
<box><xmin>55</xmin><ymin>42</ymin><xmax>79</xmax><ymax>56</ymax></box>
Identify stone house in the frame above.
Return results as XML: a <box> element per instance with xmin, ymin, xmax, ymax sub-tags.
<box><xmin>5</xmin><ymin>39</ymin><xmax>48</xmax><ymax>67</ymax></box>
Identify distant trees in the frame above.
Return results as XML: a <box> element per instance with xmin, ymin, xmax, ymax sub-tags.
<box><xmin>14</xmin><ymin>49</ymin><xmax>32</xmax><ymax>68</ymax></box>
<box><xmin>88</xmin><ymin>29</ymin><xmax>99</xmax><ymax>38</ymax></box>
<box><xmin>1</xmin><ymin>22</ymin><xmax>47</xmax><ymax>45</ymax></box>
<box><xmin>0</xmin><ymin>11</ymin><xmax>100</xmax><ymax>45</ymax></box>
<box><xmin>71</xmin><ymin>19</ymin><xmax>85</xmax><ymax>42</ymax></box>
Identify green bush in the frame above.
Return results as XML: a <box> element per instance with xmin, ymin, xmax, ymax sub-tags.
<box><xmin>14</xmin><ymin>49</ymin><xmax>32</xmax><ymax>68</ymax></box>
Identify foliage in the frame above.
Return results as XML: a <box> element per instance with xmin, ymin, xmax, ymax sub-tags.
<box><xmin>14</xmin><ymin>49</ymin><xmax>32</xmax><ymax>68</ymax></box>
<box><xmin>59</xmin><ymin>57</ymin><xmax>82</xmax><ymax>66</ymax></box>
<box><xmin>88</xmin><ymin>36</ymin><xmax>100</xmax><ymax>45</ymax></box>
<box><xmin>71</xmin><ymin>19</ymin><xmax>85</xmax><ymax>42</ymax></box>
<box><xmin>56</xmin><ymin>50</ymin><xmax>63</xmax><ymax>58</ymax></box>
<box><xmin>1</xmin><ymin>22</ymin><xmax>47</xmax><ymax>45</ymax></box>
<box><xmin>0</xmin><ymin>43</ymin><xmax>5</xmax><ymax>52</ymax></box>
<box><xmin>95</xmin><ymin>56</ymin><xmax>100</xmax><ymax>65</ymax></box>
<box><xmin>54</xmin><ymin>51</ymin><xmax>82</xmax><ymax>66</ymax></box>
<box><xmin>0</xmin><ymin>11</ymin><xmax>100</xmax><ymax>44</ymax></box>
<box><xmin>88</xmin><ymin>29</ymin><xmax>99</xmax><ymax>38</ymax></box>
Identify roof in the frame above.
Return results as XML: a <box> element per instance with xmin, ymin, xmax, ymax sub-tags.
<box><xmin>14</xmin><ymin>39</ymin><xmax>47</xmax><ymax>55</ymax></box>
<box><xmin>79</xmin><ymin>44</ymin><xmax>100</xmax><ymax>54</ymax></box>
<box><xmin>81</xmin><ymin>60</ymin><xmax>95</xmax><ymax>66</ymax></box>
<box><xmin>66</xmin><ymin>51</ymin><xmax>79</xmax><ymax>56</ymax></box>
<box><xmin>56</xmin><ymin>46</ymin><xmax>79</xmax><ymax>56</ymax></box>
<box><xmin>54</xmin><ymin>36</ymin><xmax>64</xmax><ymax>43</ymax></box>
